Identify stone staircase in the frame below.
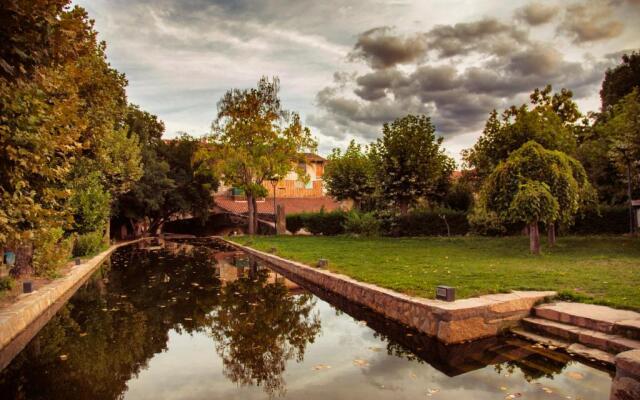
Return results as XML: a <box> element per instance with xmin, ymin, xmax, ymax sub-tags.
<box><xmin>511</xmin><ymin>302</ymin><xmax>640</xmax><ymax>365</ymax></box>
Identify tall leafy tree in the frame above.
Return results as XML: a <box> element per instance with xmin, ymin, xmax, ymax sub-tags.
<box><xmin>602</xmin><ymin>89</ymin><xmax>640</xmax><ymax>233</ymax></box>
<box><xmin>600</xmin><ymin>51</ymin><xmax>640</xmax><ymax>111</ymax></box>
<box><xmin>0</xmin><ymin>1</ymin><xmax>141</xmax><ymax>275</ymax></box>
<box><xmin>369</xmin><ymin>114</ymin><xmax>454</xmax><ymax>214</ymax></box>
<box><xmin>464</xmin><ymin>86</ymin><xmax>579</xmax><ymax>181</ymax></box>
<box><xmin>478</xmin><ymin>141</ymin><xmax>595</xmax><ymax>254</ymax></box>
<box><xmin>324</xmin><ymin>140</ymin><xmax>375</xmax><ymax>210</ymax></box>
<box><xmin>204</xmin><ymin>77</ymin><xmax>316</xmax><ymax>234</ymax></box>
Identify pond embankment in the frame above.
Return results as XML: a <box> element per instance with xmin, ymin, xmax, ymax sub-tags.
<box><xmin>221</xmin><ymin>237</ymin><xmax>555</xmax><ymax>344</ymax></box>
<box><xmin>0</xmin><ymin>239</ymin><xmax>142</xmax><ymax>369</ymax></box>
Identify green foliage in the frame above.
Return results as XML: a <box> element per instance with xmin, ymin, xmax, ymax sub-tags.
<box><xmin>603</xmin><ymin>89</ymin><xmax>640</xmax><ymax>179</ymax></box>
<box><xmin>70</xmin><ymin>172</ymin><xmax>111</xmax><ymax>234</ymax></box>
<box><xmin>285</xmin><ymin>214</ymin><xmax>305</xmax><ymax>234</ymax></box>
<box><xmin>202</xmin><ymin>76</ymin><xmax>316</xmax><ymax>233</ymax></box>
<box><xmin>444</xmin><ymin>180</ymin><xmax>474</xmax><ymax>211</ymax></box>
<box><xmin>343</xmin><ymin>212</ymin><xmax>380</xmax><ymax>236</ymax></box>
<box><xmin>0</xmin><ymin>276</ymin><xmax>14</xmax><ymax>292</ymax></box>
<box><xmin>478</xmin><ymin>141</ymin><xmax>595</xmax><ymax>226</ymax></box>
<box><xmin>32</xmin><ymin>228</ymin><xmax>73</xmax><ymax>277</ymax></box>
<box><xmin>286</xmin><ymin>210</ymin><xmax>348</xmax><ymax>235</ymax></box>
<box><xmin>304</xmin><ymin>210</ymin><xmax>348</xmax><ymax>235</ymax></box>
<box><xmin>600</xmin><ymin>51</ymin><xmax>640</xmax><ymax>111</ymax></box>
<box><xmin>569</xmin><ymin>206</ymin><xmax>630</xmax><ymax>235</ymax></box>
<box><xmin>369</xmin><ymin>114</ymin><xmax>455</xmax><ymax>213</ymax></box>
<box><xmin>324</xmin><ymin>140</ymin><xmax>375</xmax><ymax>209</ymax></box>
<box><xmin>468</xmin><ymin>207</ymin><xmax>508</xmax><ymax>236</ymax></box>
<box><xmin>73</xmin><ymin>231</ymin><xmax>106</xmax><ymax>257</ymax></box>
<box><xmin>464</xmin><ymin>86</ymin><xmax>579</xmax><ymax>180</ymax></box>
<box><xmin>384</xmin><ymin>208</ymin><xmax>469</xmax><ymax>236</ymax></box>
<box><xmin>508</xmin><ymin>181</ymin><xmax>559</xmax><ymax>225</ymax></box>
<box><xmin>0</xmin><ymin>2</ymin><xmax>143</xmax><ymax>266</ymax></box>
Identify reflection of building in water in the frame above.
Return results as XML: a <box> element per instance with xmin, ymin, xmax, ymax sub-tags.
<box><xmin>213</xmin><ymin>252</ymin><xmax>301</xmax><ymax>293</ymax></box>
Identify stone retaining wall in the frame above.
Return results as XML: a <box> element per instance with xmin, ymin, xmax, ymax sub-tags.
<box><xmin>0</xmin><ymin>239</ymin><xmax>142</xmax><ymax>366</ymax></box>
<box><xmin>222</xmin><ymin>238</ymin><xmax>555</xmax><ymax>344</ymax></box>
<box><xmin>611</xmin><ymin>350</ymin><xmax>640</xmax><ymax>400</ymax></box>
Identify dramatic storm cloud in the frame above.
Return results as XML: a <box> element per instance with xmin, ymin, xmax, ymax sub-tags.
<box><xmin>76</xmin><ymin>0</ymin><xmax>640</xmax><ymax>159</ymax></box>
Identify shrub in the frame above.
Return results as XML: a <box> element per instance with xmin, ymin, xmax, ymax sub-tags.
<box><xmin>384</xmin><ymin>208</ymin><xmax>469</xmax><ymax>236</ymax></box>
<box><xmin>70</xmin><ymin>171</ymin><xmax>111</xmax><ymax>234</ymax></box>
<box><xmin>286</xmin><ymin>214</ymin><xmax>305</xmax><ymax>234</ymax></box>
<box><xmin>32</xmin><ymin>228</ymin><xmax>74</xmax><ymax>277</ymax></box>
<box><xmin>73</xmin><ymin>231</ymin><xmax>106</xmax><ymax>257</ymax></box>
<box><xmin>567</xmin><ymin>206</ymin><xmax>629</xmax><ymax>234</ymax></box>
<box><xmin>304</xmin><ymin>210</ymin><xmax>347</xmax><ymax>235</ymax></box>
<box><xmin>468</xmin><ymin>206</ymin><xmax>507</xmax><ymax>236</ymax></box>
<box><xmin>343</xmin><ymin>211</ymin><xmax>380</xmax><ymax>236</ymax></box>
<box><xmin>0</xmin><ymin>276</ymin><xmax>14</xmax><ymax>292</ymax></box>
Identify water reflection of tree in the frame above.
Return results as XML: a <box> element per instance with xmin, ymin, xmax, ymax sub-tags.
<box><xmin>0</xmin><ymin>245</ymin><xmax>222</xmax><ymax>400</ymax></box>
<box><xmin>208</xmin><ymin>269</ymin><xmax>321</xmax><ymax>397</ymax></box>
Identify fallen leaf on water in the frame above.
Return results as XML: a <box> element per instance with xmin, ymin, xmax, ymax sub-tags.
<box><xmin>567</xmin><ymin>371</ymin><xmax>584</xmax><ymax>380</ymax></box>
<box><xmin>409</xmin><ymin>372</ymin><xmax>417</xmax><ymax>379</ymax></box>
<box><xmin>79</xmin><ymin>332</ymin><xmax>87</xmax><ymax>337</ymax></box>
<box><xmin>368</xmin><ymin>347</ymin><xmax>382</xmax><ymax>352</ymax></box>
<box><xmin>353</xmin><ymin>359</ymin><xmax>369</xmax><ymax>367</ymax></box>
<box><xmin>59</xmin><ymin>354</ymin><xmax>68</xmax><ymax>361</ymax></box>
<box><xmin>312</xmin><ymin>364</ymin><xmax>331</xmax><ymax>371</ymax></box>
<box><xmin>542</xmin><ymin>387</ymin><xmax>553</xmax><ymax>394</ymax></box>
<box><xmin>500</xmin><ymin>386</ymin><xmax>508</xmax><ymax>391</ymax></box>
<box><xmin>505</xmin><ymin>394</ymin><xmax>522</xmax><ymax>400</ymax></box>
<box><xmin>427</xmin><ymin>388</ymin><xmax>440</xmax><ymax>396</ymax></box>
<box><xmin>184</xmin><ymin>317</ymin><xmax>192</xmax><ymax>321</ymax></box>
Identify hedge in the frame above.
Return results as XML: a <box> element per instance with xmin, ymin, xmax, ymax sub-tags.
<box><xmin>385</xmin><ymin>209</ymin><xmax>470</xmax><ymax>236</ymax></box>
<box><xmin>567</xmin><ymin>206</ymin><xmax>630</xmax><ymax>235</ymax></box>
<box><xmin>286</xmin><ymin>210</ymin><xmax>348</xmax><ymax>235</ymax></box>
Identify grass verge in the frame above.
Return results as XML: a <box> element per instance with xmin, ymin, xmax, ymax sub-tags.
<box><xmin>231</xmin><ymin>235</ymin><xmax>640</xmax><ymax>310</ymax></box>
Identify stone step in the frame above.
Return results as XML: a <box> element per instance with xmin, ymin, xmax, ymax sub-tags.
<box><xmin>510</xmin><ymin>328</ymin><xmax>614</xmax><ymax>365</ymax></box>
<box><xmin>534</xmin><ymin>302</ymin><xmax>640</xmax><ymax>340</ymax></box>
<box><xmin>522</xmin><ymin>317</ymin><xmax>640</xmax><ymax>355</ymax></box>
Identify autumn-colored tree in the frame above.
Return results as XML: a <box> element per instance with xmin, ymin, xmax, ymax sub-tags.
<box><xmin>477</xmin><ymin>141</ymin><xmax>595</xmax><ymax>254</ymax></box>
<box><xmin>324</xmin><ymin>140</ymin><xmax>375</xmax><ymax>210</ymax></box>
<box><xmin>370</xmin><ymin>114</ymin><xmax>454</xmax><ymax>214</ymax></box>
<box><xmin>204</xmin><ymin>77</ymin><xmax>316</xmax><ymax>234</ymax></box>
<box><xmin>0</xmin><ymin>2</ymin><xmax>141</xmax><ymax>275</ymax></box>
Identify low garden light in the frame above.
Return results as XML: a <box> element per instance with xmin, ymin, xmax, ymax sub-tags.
<box><xmin>436</xmin><ymin>285</ymin><xmax>455</xmax><ymax>302</ymax></box>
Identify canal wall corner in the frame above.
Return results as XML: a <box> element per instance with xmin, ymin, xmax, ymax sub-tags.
<box><xmin>220</xmin><ymin>237</ymin><xmax>555</xmax><ymax>344</ymax></box>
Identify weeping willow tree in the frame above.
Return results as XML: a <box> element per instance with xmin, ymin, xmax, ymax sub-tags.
<box><xmin>476</xmin><ymin>141</ymin><xmax>595</xmax><ymax>254</ymax></box>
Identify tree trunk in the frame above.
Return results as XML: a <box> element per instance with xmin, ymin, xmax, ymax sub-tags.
<box><xmin>247</xmin><ymin>193</ymin><xmax>255</xmax><ymax>235</ymax></box>
<box><xmin>529</xmin><ymin>221</ymin><xmax>540</xmax><ymax>255</ymax></box>
<box><xmin>398</xmin><ymin>200</ymin><xmax>409</xmax><ymax>215</ymax></box>
<box><xmin>10</xmin><ymin>242</ymin><xmax>34</xmax><ymax>277</ymax></box>
<box><xmin>547</xmin><ymin>222</ymin><xmax>556</xmax><ymax>247</ymax></box>
<box><xmin>627</xmin><ymin>161</ymin><xmax>635</xmax><ymax>235</ymax></box>
<box><xmin>251</xmin><ymin>196</ymin><xmax>259</xmax><ymax>234</ymax></box>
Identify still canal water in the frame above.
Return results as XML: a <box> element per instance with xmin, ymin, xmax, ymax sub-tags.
<box><xmin>0</xmin><ymin>239</ymin><xmax>612</xmax><ymax>399</ymax></box>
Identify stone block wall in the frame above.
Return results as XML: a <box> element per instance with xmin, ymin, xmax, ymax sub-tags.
<box><xmin>222</xmin><ymin>238</ymin><xmax>555</xmax><ymax>344</ymax></box>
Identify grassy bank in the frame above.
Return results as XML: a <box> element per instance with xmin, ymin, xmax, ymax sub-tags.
<box><xmin>231</xmin><ymin>235</ymin><xmax>640</xmax><ymax>310</ymax></box>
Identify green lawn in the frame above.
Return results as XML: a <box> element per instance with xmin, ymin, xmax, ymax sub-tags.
<box><xmin>231</xmin><ymin>235</ymin><xmax>640</xmax><ymax>310</ymax></box>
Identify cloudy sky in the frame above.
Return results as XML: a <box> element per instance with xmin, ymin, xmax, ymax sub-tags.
<box><xmin>76</xmin><ymin>0</ymin><xmax>640</xmax><ymax>161</ymax></box>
